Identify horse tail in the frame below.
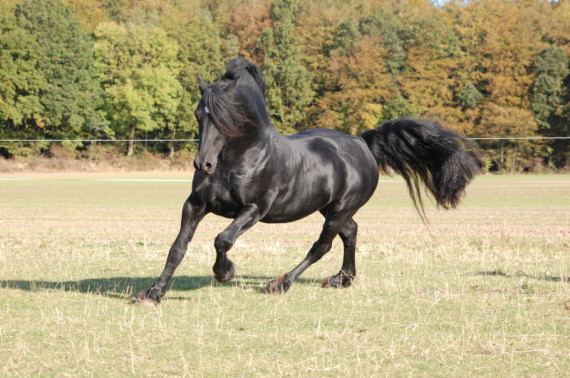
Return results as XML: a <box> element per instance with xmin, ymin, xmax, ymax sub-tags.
<box><xmin>360</xmin><ymin>118</ymin><xmax>481</xmax><ymax>221</ymax></box>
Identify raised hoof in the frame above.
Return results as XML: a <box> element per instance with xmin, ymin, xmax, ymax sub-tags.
<box><xmin>267</xmin><ymin>275</ymin><xmax>291</xmax><ymax>294</ymax></box>
<box><xmin>322</xmin><ymin>272</ymin><xmax>354</xmax><ymax>289</ymax></box>
<box><xmin>133</xmin><ymin>289</ymin><xmax>161</xmax><ymax>306</ymax></box>
<box><xmin>214</xmin><ymin>260</ymin><xmax>235</xmax><ymax>283</ymax></box>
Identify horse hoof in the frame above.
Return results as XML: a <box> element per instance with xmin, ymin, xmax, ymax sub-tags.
<box><xmin>133</xmin><ymin>297</ymin><xmax>159</xmax><ymax>306</ymax></box>
<box><xmin>134</xmin><ymin>289</ymin><xmax>161</xmax><ymax>306</ymax></box>
<box><xmin>214</xmin><ymin>260</ymin><xmax>235</xmax><ymax>283</ymax></box>
<box><xmin>322</xmin><ymin>273</ymin><xmax>354</xmax><ymax>289</ymax></box>
<box><xmin>215</xmin><ymin>273</ymin><xmax>234</xmax><ymax>283</ymax></box>
<box><xmin>267</xmin><ymin>275</ymin><xmax>291</xmax><ymax>294</ymax></box>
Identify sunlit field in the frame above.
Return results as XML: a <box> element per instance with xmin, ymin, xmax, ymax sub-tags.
<box><xmin>1</xmin><ymin>172</ymin><xmax>569</xmax><ymax>376</ymax></box>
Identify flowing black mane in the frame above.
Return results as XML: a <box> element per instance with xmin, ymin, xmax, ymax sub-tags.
<box><xmin>201</xmin><ymin>59</ymin><xmax>265</xmax><ymax>137</ymax></box>
<box><xmin>223</xmin><ymin>58</ymin><xmax>266</xmax><ymax>95</ymax></box>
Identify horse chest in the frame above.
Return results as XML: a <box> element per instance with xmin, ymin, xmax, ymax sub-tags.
<box><xmin>206</xmin><ymin>171</ymin><xmax>267</xmax><ymax>217</ymax></box>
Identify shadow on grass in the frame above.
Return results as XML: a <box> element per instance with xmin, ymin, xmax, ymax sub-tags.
<box><xmin>477</xmin><ymin>270</ymin><xmax>569</xmax><ymax>283</ymax></box>
<box><xmin>0</xmin><ymin>275</ymin><xmax>321</xmax><ymax>301</ymax></box>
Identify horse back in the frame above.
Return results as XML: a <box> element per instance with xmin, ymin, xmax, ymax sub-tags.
<box><xmin>259</xmin><ymin>129</ymin><xmax>379</xmax><ymax>222</ymax></box>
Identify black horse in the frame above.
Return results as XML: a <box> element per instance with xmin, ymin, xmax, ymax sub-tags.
<box><xmin>135</xmin><ymin>59</ymin><xmax>480</xmax><ymax>305</ymax></box>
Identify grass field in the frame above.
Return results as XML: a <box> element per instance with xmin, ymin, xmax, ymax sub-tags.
<box><xmin>1</xmin><ymin>172</ymin><xmax>569</xmax><ymax>376</ymax></box>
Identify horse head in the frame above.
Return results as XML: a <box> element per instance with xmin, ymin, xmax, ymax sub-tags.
<box><xmin>193</xmin><ymin>59</ymin><xmax>269</xmax><ymax>175</ymax></box>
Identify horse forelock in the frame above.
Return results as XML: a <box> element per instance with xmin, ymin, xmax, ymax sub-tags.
<box><xmin>202</xmin><ymin>83</ymin><xmax>248</xmax><ymax>137</ymax></box>
<box><xmin>200</xmin><ymin>59</ymin><xmax>267</xmax><ymax>137</ymax></box>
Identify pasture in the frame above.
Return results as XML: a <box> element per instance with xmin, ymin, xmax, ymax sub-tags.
<box><xmin>0</xmin><ymin>172</ymin><xmax>569</xmax><ymax>376</ymax></box>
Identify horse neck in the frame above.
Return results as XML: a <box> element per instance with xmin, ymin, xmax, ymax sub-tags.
<box><xmin>224</xmin><ymin>121</ymin><xmax>282</xmax><ymax>164</ymax></box>
<box><xmin>226</xmin><ymin>90</ymin><xmax>285</xmax><ymax>162</ymax></box>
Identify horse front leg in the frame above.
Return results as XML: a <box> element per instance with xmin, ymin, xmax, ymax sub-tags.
<box><xmin>212</xmin><ymin>204</ymin><xmax>260</xmax><ymax>283</ymax></box>
<box><xmin>135</xmin><ymin>196</ymin><xmax>206</xmax><ymax>305</ymax></box>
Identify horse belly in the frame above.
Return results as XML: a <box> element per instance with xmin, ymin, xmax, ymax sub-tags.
<box><xmin>261</xmin><ymin>201</ymin><xmax>326</xmax><ymax>223</ymax></box>
<box><xmin>260</xmin><ymin>180</ymin><xmax>334</xmax><ymax>223</ymax></box>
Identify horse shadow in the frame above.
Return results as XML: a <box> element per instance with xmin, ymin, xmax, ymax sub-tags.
<box><xmin>476</xmin><ymin>270</ymin><xmax>568</xmax><ymax>283</ymax></box>
<box><xmin>0</xmin><ymin>275</ymin><xmax>320</xmax><ymax>301</ymax></box>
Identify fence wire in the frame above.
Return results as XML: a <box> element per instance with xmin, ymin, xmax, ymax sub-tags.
<box><xmin>0</xmin><ymin>139</ymin><xmax>199</xmax><ymax>142</ymax></box>
<box><xmin>0</xmin><ymin>137</ymin><xmax>568</xmax><ymax>142</ymax></box>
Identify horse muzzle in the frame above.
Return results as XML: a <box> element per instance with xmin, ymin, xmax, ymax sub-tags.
<box><xmin>194</xmin><ymin>160</ymin><xmax>216</xmax><ymax>175</ymax></box>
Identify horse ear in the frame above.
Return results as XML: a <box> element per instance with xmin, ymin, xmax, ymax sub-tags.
<box><xmin>196</xmin><ymin>74</ymin><xmax>208</xmax><ymax>94</ymax></box>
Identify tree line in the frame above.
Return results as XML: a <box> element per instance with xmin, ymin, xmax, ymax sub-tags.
<box><xmin>1</xmin><ymin>0</ymin><xmax>569</xmax><ymax>171</ymax></box>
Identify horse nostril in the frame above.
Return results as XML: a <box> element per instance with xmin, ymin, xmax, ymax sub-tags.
<box><xmin>194</xmin><ymin>160</ymin><xmax>214</xmax><ymax>174</ymax></box>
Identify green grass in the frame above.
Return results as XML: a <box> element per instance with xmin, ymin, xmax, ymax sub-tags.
<box><xmin>1</xmin><ymin>173</ymin><xmax>569</xmax><ymax>376</ymax></box>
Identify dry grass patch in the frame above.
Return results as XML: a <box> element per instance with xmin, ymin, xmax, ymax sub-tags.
<box><xmin>0</xmin><ymin>173</ymin><xmax>569</xmax><ymax>375</ymax></box>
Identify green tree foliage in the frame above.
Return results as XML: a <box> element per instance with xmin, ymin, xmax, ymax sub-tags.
<box><xmin>100</xmin><ymin>0</ymin><xmax>128</xmax><ymax>23</ymax></box>
<box><xmin>532</xmin><ymin>47</ymin><xmax>569</xmax><ymax>131</ymax></box>
<box><xmin>531</xmin><ymin>46</ymin><xmax>570</xmax><ymax>168</ymax></box>
<box><xmin>456</xmin><ymin>82</ymin><xmax>484</xmax><ymax>110</ymax></box>
<box><xmin>0</xmin><ymin>2</ymin><xmax>46</xmax><ymax>157</ymax></box>
<box><xmin>160</xmin><ymin>5</ymin><xmax>226</xmax><ymax>155</ymax></box>
<box><xmin>259</xmin><ymin>0</ymin><xmax>314</xmax><ymax>134</ymax></box>
<box><xmin>94</xmin><ymin>23</ymin><xmax>182</xmax><ymax>156</ymax></box>
<box><xmin>16</xmin><ymin>0</ymin><xmax>103</xmax><ymax>140</ymax></box>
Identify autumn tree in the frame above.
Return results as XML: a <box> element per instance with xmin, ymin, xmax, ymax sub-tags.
<box><xmin>302</xmin><ymin>3</ymin><xmax>409</xmax><ymax>134</ymax></box>
<box><xmin>397</xmin><ymin>7</ymin><xmax>464</xmax><ymax>128</ymax></box>
<box><xmin>61</xmin><ymin>0</ymin><xmax>110</xmax><ymax>32</ymax></box>
<box><xmin>314</xmin><ymin>35</ymin><xmax>394</xmax><ymax>134</ymax></box>
<box><xmin>445</xmin><ymin>0</ymin><xmax>542</xmax><ymax>170</ymax></box>
<box><xmin>227</xmin><ymin>0</ymin><xmax>272</xmax><ymax>63</ymax></box>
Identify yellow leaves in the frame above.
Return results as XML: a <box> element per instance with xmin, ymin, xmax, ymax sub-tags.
<box><xmin>355</xmin><ymin>103</ymin><xmax>383</xmax><ymax>131</ymax></box>
<box><xmin>488</xmin><ymin>74</ymin><xmax>533</xmax><ymax>108</ymax></box>
<box><xmin>479</xmin><ymin>103</ymin><xmax>537</xmax><ymax>137</ymax></box>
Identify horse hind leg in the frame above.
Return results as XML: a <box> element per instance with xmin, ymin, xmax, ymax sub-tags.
<box><xmin>322</xmin><ymin>218</ymin><xmax>357</xmax><ymax>289</ymax></box>
<box><xmin>267</xmin><ymin>212</ymin><xmax>353</xmax><ymax>294</ymax></box>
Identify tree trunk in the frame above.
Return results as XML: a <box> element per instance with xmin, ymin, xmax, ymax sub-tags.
<box><xmin>500</xmin><ymin>144</ymin><xmax>504</xmax><ymax>171</ymax></box>
<box><xmin>169</xmin><ymin>129</ymin><xmax>176</xmax><ymax>159</ymax></box>
<box><xmin>127</xmin><ymin>125</ymin><xmax>136</xmax><ymax>157</ymax></box>
<box><xmin>511</xmin><ymin>144</ymin><xmax>518</xmax><ymax>173</ymax></box>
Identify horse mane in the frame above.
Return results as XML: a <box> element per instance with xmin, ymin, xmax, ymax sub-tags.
<box><xmin>224</xmin><ymin>59</ymin><xmax>266</xmax><ymax>95</ymax></box>
<box><xmin>202</xmin><ymin>59</ymin><xmax>265</xmax><ymax>137</ymax></box>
